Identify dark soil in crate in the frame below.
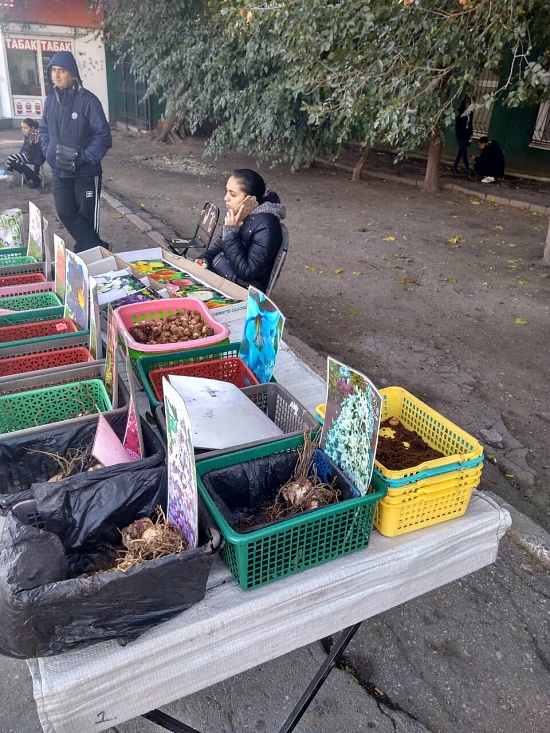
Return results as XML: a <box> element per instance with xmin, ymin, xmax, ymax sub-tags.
<box><xmin>376</xmin><ymin>418</ymin><xmax>445</xmax><ymax>470</ymax></box>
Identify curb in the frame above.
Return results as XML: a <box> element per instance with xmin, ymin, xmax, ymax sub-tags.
<box><xmin>316</xmin><ymin>158</ymin><xmax>550</xmax><ymax>216</ymax></box>
<box><xmin>101</xmin><ymin>188</ymin><xmax>180</xmax><ymax>245</ymax></box>
<box><xmin>101</xmin><ymin>186</ymin><xmax>550</xmax><ymax>569</ymax></box>
<box><xmin>485</xmin><ymin>491</ymin><xmax>550</xmax><ymax>570</ymax></box>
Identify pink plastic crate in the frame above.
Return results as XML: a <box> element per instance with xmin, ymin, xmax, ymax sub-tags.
<box><xmin>114</xmin><ymin>297</ymin><xmax>230</xmax><ymax>355</ymax></box>
<box><xmin>0</xmin><ymin>281</ymin><xmax>56</xmax><ymax>298</ymax></box>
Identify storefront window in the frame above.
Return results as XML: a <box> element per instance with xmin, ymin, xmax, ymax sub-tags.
<box><xmin>6</xmin><ymin>45</ymin><xmax>41</xmax><ymax>96</ymax></box>
<box><xmin>4</xmin><ymin>37</ymin><xmax>74</xmax><ymax>118</ymax></box>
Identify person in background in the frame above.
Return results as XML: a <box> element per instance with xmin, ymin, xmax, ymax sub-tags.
<box><xmin>471</xmin><ymin>136</ymin><xmax>505</xmax><ymax>183</ymax></box>
<box><xmin>452</xmin><ymin>98</ymin><xmax>473</xmax><ymax>175</ymax></box>
<box><xmin>39</xmin><ymin>51</ymin><xmax>112</xmax><ymax>253</ymax></box>
<box><xmin>198</xmin><ymin>169</ymin><xmax>286</xmax><ymax>292</ymax></box>
<box><xmin>5</xmin><ymin>118</ymin><xmax>45</xmax><ymax>188</ymax></box>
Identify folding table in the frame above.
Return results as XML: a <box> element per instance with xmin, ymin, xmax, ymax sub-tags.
<box><xmin>27</xmin><ymin>492</ymin><xmax>510</xmax><ymax>733</ymax></box>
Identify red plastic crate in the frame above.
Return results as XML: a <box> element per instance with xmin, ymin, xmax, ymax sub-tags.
<box><xmin>0</xmin><ymin>346</ymin><xmax>94</xmax><ymax>377</ymax></box>
<box><xmin>0</xmin><ymin>273</ymin><xmax>46</xmax><ymax>287</ymax></box>
<box><xmin>0</xmin><ymin>318</ymin><xmax>77</xmax><ymax>344</ymax></box>
<box><xmin>149</xmin><ymin>356</ymin><xmax>259</xmax><ymax>402</ymax></box>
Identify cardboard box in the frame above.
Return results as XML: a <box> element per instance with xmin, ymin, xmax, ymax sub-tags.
<box><xmin>117</xmin><ymin>247</ymin><xmax>249</xmax><ymax>303</ymax></box>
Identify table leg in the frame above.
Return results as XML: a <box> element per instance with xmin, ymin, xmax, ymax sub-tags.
<box><xmin>142</xmin><ymin>709</ymin><xmax>202</xmax><ymax>733</ymax></box>
<box><xmin>141</xmin><ymin>622</ymin><xmax>362</xmax><ymax>733</ymax></box>
<box><xmin>278</xmin><ymin>622</ymin><xmax>362</xmax><ymax>733</ymax></box>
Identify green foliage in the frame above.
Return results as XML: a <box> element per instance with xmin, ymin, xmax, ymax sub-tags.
<box><xmin>92</xmin><ymin>0</ymin><xmax>550</xmax><ymax>168</ymax></box>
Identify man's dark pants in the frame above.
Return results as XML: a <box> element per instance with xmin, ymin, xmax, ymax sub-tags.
<box><xmin>51</xmin><ymin>173</ymin><xmax>103</xmax><ymax>253</ymax></box>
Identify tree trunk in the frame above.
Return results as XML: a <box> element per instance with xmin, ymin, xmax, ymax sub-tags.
<box><xmin>423</xmin><ymin>137</ymin><xmax>442</xmax><ymax>193</ymax></box>
<box><xmin>351</xmin><ymin>145</ymin><xmax>372</xmax><ymax>182</ymax></box>
<box><xmin>159</xmin><ymin>108</ymin><xmax>178</xmax><ymax>143</ymax></box>
<box><xmin>543</xmin><ymin>217</ymin><xmax>550</xmax><ymax>266</ymax></box>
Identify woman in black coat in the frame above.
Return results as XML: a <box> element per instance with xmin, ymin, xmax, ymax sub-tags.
<box><xmin>5</xmin><ymin>118</ymin><xmax>45</xmax><ymax>188</ymax></box>
<box><xmin>200</xmin><ymin>169</ymin><xmax>286</xmax><ymax>292</ymax></box>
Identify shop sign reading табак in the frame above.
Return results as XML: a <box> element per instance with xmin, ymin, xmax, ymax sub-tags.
<box><xmin>5</xmin><ymin>38</ymin><xmax>72</xmax><ymax>53</ymax></box>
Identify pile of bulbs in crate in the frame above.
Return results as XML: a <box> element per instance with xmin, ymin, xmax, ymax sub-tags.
<box><xmin>0</xmin><ymin>208</ymin><xmax>484</xmax><ymax>659</ymax></box>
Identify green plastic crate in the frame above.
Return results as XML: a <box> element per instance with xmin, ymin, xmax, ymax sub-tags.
<box><xmin>0</xmin><ymin>248</ymin><xmax>27</xmax><ymax>257</ymax></box>
<box><xmin>0</xmin><ymin>306</ymin><xmax>64</xmax><ymax>327</ymax></box>
<box><xmin>0</xmin><ymin>255</ymin><xmax>37</xmax><ymax>268</ymax></box>
<box><xmin>0</xmin><ymin>379</ymin><xmax>112</xmax><ymax>434</ymax></box>
<box><xmin>136</xmin><ymin>342</ymin><xmax>243</xmax><ymax>409</ymax></box>
<box><xmin>0</xmin><ymin>291</ymin><xmax>61</xmax><ymax>311</ymax></box>
<box><xmin>196</xmin><ymin>435</ymin><xmax>387</xmax><ymax>590</ymax></box>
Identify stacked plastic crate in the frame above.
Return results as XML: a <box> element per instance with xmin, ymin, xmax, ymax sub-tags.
<box><xmin>372</xmin><ymin>387</ymin><xmax>484</xmax><ymax>537</ymax></box>
<box><xmin>0</xmin><ymin>253</ymin><xmax>115</xmax><ymax>435</ymax></box>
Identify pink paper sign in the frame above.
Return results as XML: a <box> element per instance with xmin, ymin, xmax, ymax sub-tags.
<box><xmin>92</xmin><ymin>413</ymin><xmax>132</xmax><ymax>467</ymax></box>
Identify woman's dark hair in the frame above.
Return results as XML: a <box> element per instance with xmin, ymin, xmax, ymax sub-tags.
<box><xmin>22</xmin><ymin>118</ymin><xmax>39</xmax><ymax>129</ymax></box>
<box><xmin>232</xmin><ymin>169</ymin><xmax>281</xmax><ymax>204</ymax></box>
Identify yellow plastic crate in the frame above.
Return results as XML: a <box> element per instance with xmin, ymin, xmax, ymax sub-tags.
<box><xmin>383</xmin><ymin>464</ymin><xmax>483</xmax><ymax>500</ymax></box>
<box><xmin>373</xmin><ymin>479</ymin><xmax>478</xmax><ymax>537</ymax></box>
<box><xmin>375</xmin><ymin>387</ymin><xmax>483</xmax><ymax>481</ymax></box>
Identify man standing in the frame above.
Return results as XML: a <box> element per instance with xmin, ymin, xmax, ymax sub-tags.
<box><xmin>40</xmin><ymin>51</ymin><xmax>112</xmax><ymax>253</ymax></box>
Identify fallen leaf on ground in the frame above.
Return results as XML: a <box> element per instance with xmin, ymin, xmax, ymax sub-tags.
<box><xmin>514</xmin><ymin>317</ymin><xmax>528</xmax><ymax>325</ymax></box>
<box><xmin>393</xmin><ymin>253</ymin><xmax>409</xmax><ymax>259</ymax></box>
<box><xmin>442</xmin><ymin>278</ymin><xmax>457</xmax><ymax>283</ymax></box>
<box><xmin>495</xmin><ymin>225</ymin><xmax>504</xmax><ymax>230</ymax></box>
<box><xmin>508</xmin><ymin>243</ymin><xmax>517</xmax><ymax>248</ymax></box>
<box><xmin>352</xmin><ymin>270</ymin><xmax>362</xmax><ymax>276</ymax></box>
<box><xmin>332</xmin><ymin>268</ymin><xmax>343</xmax><ymax>275</ymax></box>
<box><xmin>383</xmin><ymin>236</ymin><xmax>396</xmax><ymax>241</ymax></box>
<box><xmin>532</xmin><ymin>211</ymin><xmax>542</xmax><ymax>217</ymax></box>
<box><xmin>396</xmin><ymin>277</ymin><xmax>417</xmax><ymax>284</ymax></box>
<box><xmin>348</xmin><ymin>310</ymin><xmax>359</xmax><ymax>316</ymax></box>
<box><xmin>305</xmin><ymin>265</ymin><xmax>318</xmax><ymax>271</ymax></box>
<box><xmin>448</xmin><ymin>236</ymin><xmax>462</xmax><ymax>244</ymax></box>
<box><xmin>517</xmin><ymin>280</ymin><xmax>528</xmax><ymax>285</ymax></box>
<box><xmin>469</xmin><ymin>200</ymin><xmax>481</xmax><ymax>205</ymax></box>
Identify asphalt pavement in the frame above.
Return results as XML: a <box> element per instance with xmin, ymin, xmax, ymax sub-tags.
<box><xmin>0</xmin><ymin>131</ymin><xmax>549</xmax><ymax>733</ymax></box>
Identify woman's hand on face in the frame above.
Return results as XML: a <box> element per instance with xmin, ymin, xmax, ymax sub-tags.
<box><xmin>225</xmin><ymin>195</ymin><xmax>258</xmax><ymax>226</ymax></box>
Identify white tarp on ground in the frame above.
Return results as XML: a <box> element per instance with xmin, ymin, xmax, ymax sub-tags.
<box><xmin>27</xmin><ymin>492</ymin><xmax>510</xmax><ymax>733</ymax></box>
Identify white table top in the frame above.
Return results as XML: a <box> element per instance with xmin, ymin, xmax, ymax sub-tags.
<box><xmin>27</xmin><ymin>492</ymin><xmax>510</xmax><ymax>733</ymax></box>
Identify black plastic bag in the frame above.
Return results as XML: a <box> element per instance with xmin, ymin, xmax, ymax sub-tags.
<box><xmin>0</xmin><ymin>412</ymin><xmax>165</xmax><ymax>513</ymax></box>
<box><xmin>202</xmin><ymin>448</ymin><xmax>357</xmax><ymax>533</ymax></box>
<box><xmin>0</xmin><ymin>466</ymin><xmax>221</xmax><ymax>659</ymax></box>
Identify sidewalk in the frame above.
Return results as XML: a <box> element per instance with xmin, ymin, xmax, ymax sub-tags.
<box><xmin>319</xmin><ymin>145</ymin><xmax>550</xmax><ymax>214</ymax></box>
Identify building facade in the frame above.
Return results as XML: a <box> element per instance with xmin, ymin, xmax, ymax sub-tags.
<box><xmin>0</xmin><ymin>0</ymin><xmax>108</xmax><ymax>127</ymax></box>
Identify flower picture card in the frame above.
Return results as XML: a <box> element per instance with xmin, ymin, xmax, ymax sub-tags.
<box><xmin>238</xmin><ymin>286</ymin><xmax>285</xmax><ymax>384</ymax></box>
<box><xmin>164</xmin><ymin>377</ymin><xmax>198</xmax><ymax>548</ymax></box>
<box><xmin>320</xmin><ymin>357</ymin><xmax>382</xmax><ymax>496</ymax></box>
